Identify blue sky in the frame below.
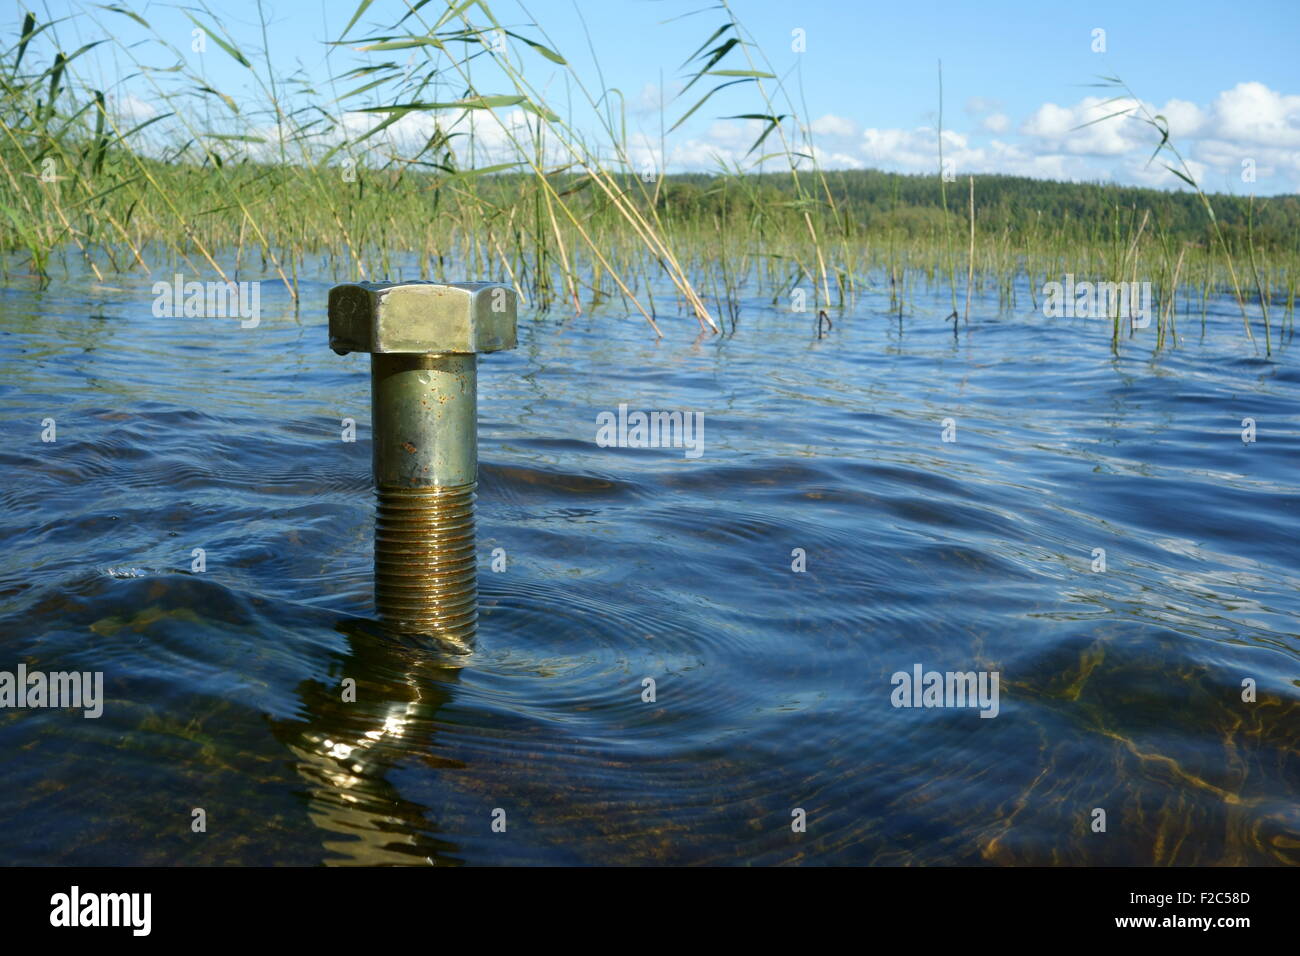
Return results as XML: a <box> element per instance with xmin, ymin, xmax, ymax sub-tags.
<box><xmin>28</xmin><ymin>0</ymin><xmax>1300</xmax><ymax>193</ymax></box>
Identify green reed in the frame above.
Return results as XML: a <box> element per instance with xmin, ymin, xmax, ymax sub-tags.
<box><xmin>0</xmin><ymin>4</ymin><xmax>1295</xmax><ymax>351</ymax></box>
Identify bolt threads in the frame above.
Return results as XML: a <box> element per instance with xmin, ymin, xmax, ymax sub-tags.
<box><xmin>374</xmin><ymin>482</ymin><xmax>477</xmax><ymax>642</ymax></box>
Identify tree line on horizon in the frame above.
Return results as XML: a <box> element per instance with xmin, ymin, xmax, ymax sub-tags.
<box><xmin>643</xmin><ymin>168</ymin><xmax>1299</xmax><ymax>251</ymax></box>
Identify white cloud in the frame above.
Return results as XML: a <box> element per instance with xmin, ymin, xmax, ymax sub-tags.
<box><xmin>632</xmin><ymin>82</ymin><xmax>678</xmax><ymax>118</ymax></box>
<box><xmin>809</xmin><ymin>113</ymin><xmax>858</xmax><ymax>138</ymax></box>
<box><xmin>860</xmin><ymin>126</ymin><xmax>968</xmax><ymax>169</ymax></box>
<box><xmin>1195</xmin><ymin>138</ymin><xmax>1298</xmax><ymax>187</ymax></box>
<box><xmin>1020</xmin><ymin>96</ymin><xmax>1141</xmax><ymax>155</ymax></box>
<box><xmin>1008</xmin><ymin>84</ymin><xmax>1300</xmax><ymax>188</ymax></box>
<box><xmin>1160</xmin><ymin>98</ymin><xmax>1205</xmax><ymax>138</ymax></box>
<box><xmin>109</xmin><ymin>93</ymin><xmax>157</xmax><ymax>125</ymax></box>
<box><xmin>965</xmin><ymin>96</ymin><xmax>1002</xmax><ymax>115</ymax></box>
<box><xmin>704</xmin><ymin>117</ymin><xmax>764</xmax><ymax>145</ymax></box>
<box><xmin>807</xmin><ymin>142</ymin><xmax>864</xmax><ymax>169</ymax></box>
<box><xmin>215</xmin><ymin>81</ymin><xmax>1300</xmax><ymax>192</ymax></box>
<box><xmin>332</xmin><ymin>106</ymin><xmax>547</xmax><ymax>169</ymax></box>
<box><xmin>1207</xmin><ymin>81</ymin><xmax>1300</xmax><ymax>147</ymax></box>
<box><xmin>981</xmin><ymin>113</ymin><xmax>1010</xmax><ymax>134</ymax></box>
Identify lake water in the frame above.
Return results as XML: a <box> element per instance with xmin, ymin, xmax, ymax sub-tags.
<box><xmin>1</xmin><ymin>260</ymin><xmax>1297</xmax><ymax>865</ymax></box>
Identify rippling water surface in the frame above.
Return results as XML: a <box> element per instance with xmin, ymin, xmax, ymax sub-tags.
<box><xmin>1</xmin><ymin>262</ymin><xmax>1297</xmax><ymax>865</ymax></box>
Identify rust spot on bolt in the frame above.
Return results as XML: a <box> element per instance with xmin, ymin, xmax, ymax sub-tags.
<box><xmin>402</xmin><ymin>441</ymin><xmax>417</xmax><ymax>454</ymax></box>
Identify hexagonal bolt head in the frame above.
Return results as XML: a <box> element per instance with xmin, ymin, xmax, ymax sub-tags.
<box><xmin>329</xmin><ymin>280</ymin><xmax>517</xmax><ymax>355</ymax></box>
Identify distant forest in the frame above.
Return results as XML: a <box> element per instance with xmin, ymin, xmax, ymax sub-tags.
<box><xmin>648</xmin><ymin>169</ymin><xmax>1300</xmax><ymax>251</ymax></box>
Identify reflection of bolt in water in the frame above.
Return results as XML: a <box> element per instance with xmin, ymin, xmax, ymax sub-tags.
<box><xmin>267</xmin><ymin>620</ymin><xmax>469</xmax><ymax>865</ymax></box>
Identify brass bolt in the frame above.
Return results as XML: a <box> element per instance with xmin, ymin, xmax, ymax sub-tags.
<box><xmin>328</xmin><ymin>281</ymin><xmax>517</xmax><ymax>643</ymax></box>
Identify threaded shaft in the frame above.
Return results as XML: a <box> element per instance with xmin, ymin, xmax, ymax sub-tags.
<box><xmin>374</xmin><ymin>482</ymin><xmax>477</xmax><ymax>642</ymax></box>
